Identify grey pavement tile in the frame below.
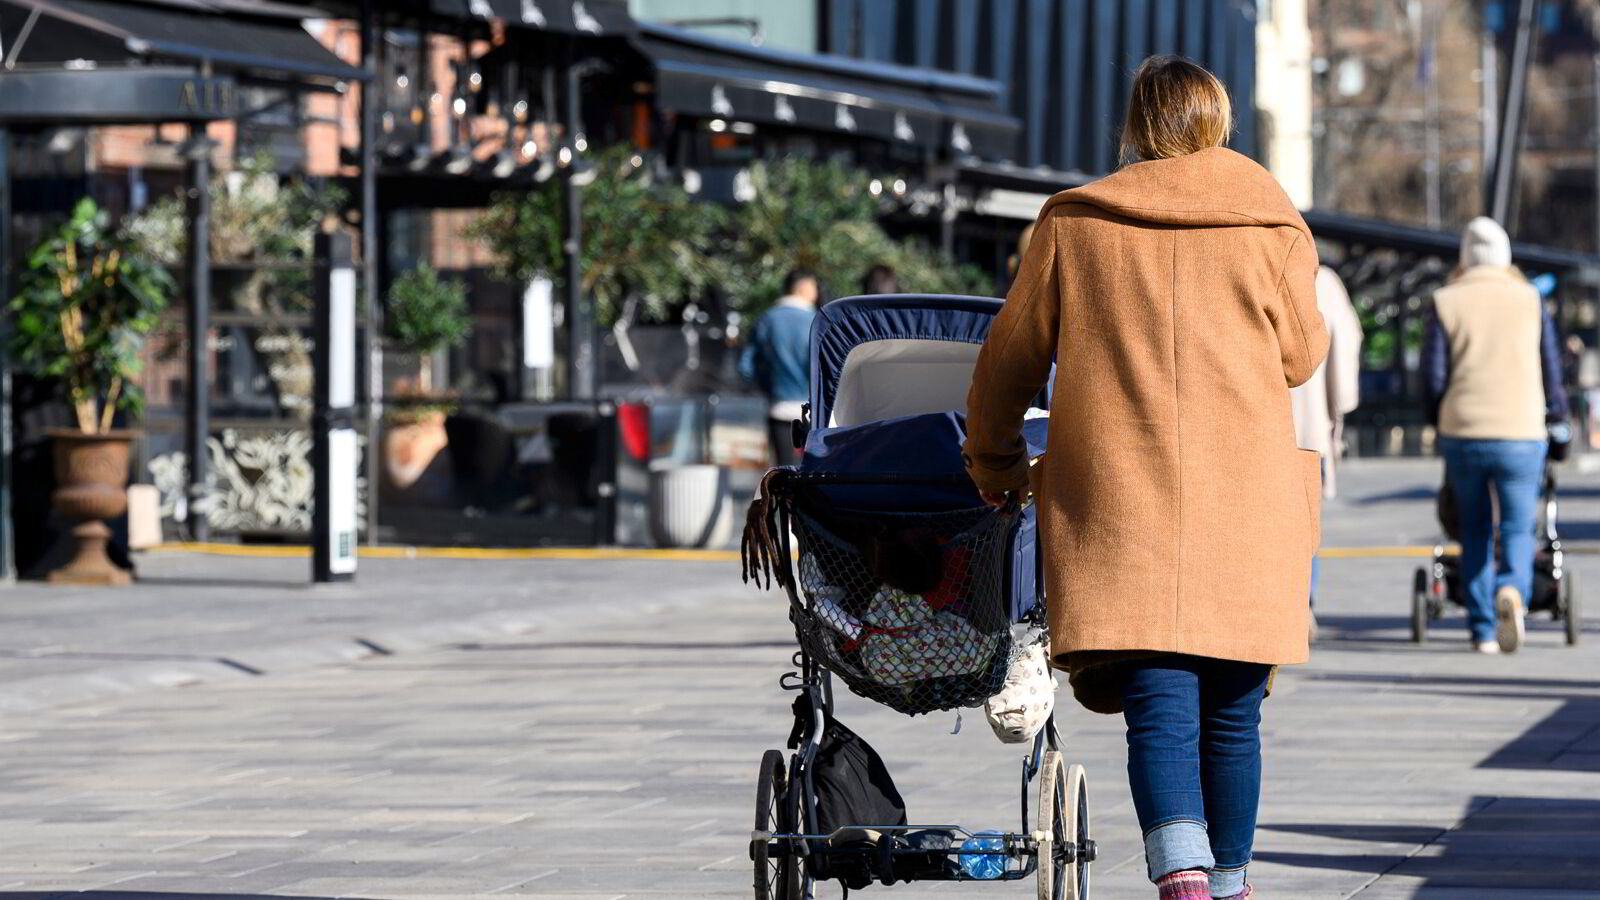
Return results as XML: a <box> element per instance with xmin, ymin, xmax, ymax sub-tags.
<box><xmin>0</xmin><ymin>461</ymin><xmax>1594</xmax><ymax>898</ymax></box>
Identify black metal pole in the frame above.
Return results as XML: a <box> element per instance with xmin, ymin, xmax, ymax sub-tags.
<box><xmin>184</xmin><ymin>123</ymin><xmax>211</xmax><ymax>542</ymax></box>
<box><xmin>1593</xmin><ymin>53</ymin><xmax>1600</xmax><ymax>257</ymax></box>
<box><xmin>562</xmin><ymin>52</ymin><xmax>592</xmax><ymax>401</ymax></box>
<box><xmin>1488</xmin><ymin>0</ymin><xmax>1539</xmax><ymax>226</ymax></box>
<box><xmin>359</xmin><ymin>0</ymin><xmax>382</xmax><ymax>545</ymax></box>
<box><xmin>0</xmin><ymin>125</ymin><xmax>13</xmax><ymax>581</ymax></box>
<box><xmin>593</xmin><ymin>399</ymin><xmax>616</xmax><ymax>546</ymax></box>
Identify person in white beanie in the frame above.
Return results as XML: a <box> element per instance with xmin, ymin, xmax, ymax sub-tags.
<box><xmin>1421</xmin><ymin>216</ymin><xmax>1569</xmax><ymax>654</ymax></box>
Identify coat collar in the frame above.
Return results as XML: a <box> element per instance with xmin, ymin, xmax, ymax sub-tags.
<box><xmin>1045</xmin><ymin>147</ymin><xmax>1310</xmax><ymax>237</ymax></box>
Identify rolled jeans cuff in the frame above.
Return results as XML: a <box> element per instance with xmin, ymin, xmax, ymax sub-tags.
<box><xmin>1210</xmin><ymin>863</ymin><xmax>1248</xmax><ymax>897</ymax></box>
<box><xmin>1144</xmin><ymin>819</ymin><xmax>1214</xmax><ymax>882</ymax></box>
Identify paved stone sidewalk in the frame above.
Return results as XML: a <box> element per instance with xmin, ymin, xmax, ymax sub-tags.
<box><xmin>0</xmin><ymin>552</ymin><xmax>730</xmax><ymax>713</ymax></box>
<box><xmin>0</xmin><ymin>457</ymin><xmax>1596</xmax><ymax>717</ymax></box>
<box><xmin>0</xmin><ymin>549</ymin><xmax>1594</xmax><ymax>899</ymax></box>
<box><xmin>0</xmin><ymin>458</ymin><xmax>1595</xmax><ymax>898</ymax></box>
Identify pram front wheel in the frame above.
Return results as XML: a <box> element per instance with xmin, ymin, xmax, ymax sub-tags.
<box><xmin>785</xmin><ymin>753</ymin><xmax>813</xmax><ymax>900</ymax></box>
<box><xmin>1411</xmin><ymin>568</ymin><xmax>1429</xmax><ymax>644</ymax></box>
<box><xmin>1035</xmin><ymin>752</ymin><xmax>1091</xmax><ymax>900</ymax></box>
<box><xmin>753</xmin><ymin>749</ymin><xmax>795</xmax><ymax>900</ymax></box>
<box><xmin>1563</xmin><ymin>570</ymin><xmax>1581</xmax><ymax>646</ymax></box>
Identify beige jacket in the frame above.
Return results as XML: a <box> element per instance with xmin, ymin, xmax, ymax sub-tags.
<box><xmin>963</xmin><ymin>147</ymin><xmax>1329</xmax><ymax>691</ymax></box>
<box><xmin>1433</xmin><ymin>267</ymin><xmax>1546</xmax><ymax>441</ymax></box>
<box><xmin>1290</xmin><ymin>267</ymin><xmax>1364</xmax><ymax>497</ymax></box>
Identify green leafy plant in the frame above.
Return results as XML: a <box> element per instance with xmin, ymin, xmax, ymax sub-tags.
<box><xmin>126</xmin><ymin>152</ymin><xmax>347</xmax><ymax>274</ymax></box>
<box><xmin>725</xmin><ymin>157</ymin><xmax>993</xmax><ymax>314</ymax></box>
<box><xmin>470</xmin><ymin>149</ymin><xmax>994</xmax><ymax>329</ymax></box>
<box><xmin>126</xmin><ymin>152</ymin><xmax>348</xmax><ymax>417</ymax></box>
<box><xmin>386</xmin><ymin>263</ymin><xmax>471</xmax><ymax>392</ymax></box>
<box><xmin>469</xmin><ymin>146</ymin><xmax>727</xmax><ymax>327</ymax></box>
<box><xmin>9</xmin><ymin>198</ymin><xmax>175</xmax><ymax>433</ymax></box>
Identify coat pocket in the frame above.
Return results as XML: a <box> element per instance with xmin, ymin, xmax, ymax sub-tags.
<box><xmin>1297</xmin><ymin>449</ymin><xmax>1323</xmax><ymax>552</ymax></box>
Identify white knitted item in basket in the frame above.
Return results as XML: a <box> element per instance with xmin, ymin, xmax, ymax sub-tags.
<box><xmin>983</xmin><ymin>635</ymin><xmax>1056</xmax><ymax>743</ymax></box>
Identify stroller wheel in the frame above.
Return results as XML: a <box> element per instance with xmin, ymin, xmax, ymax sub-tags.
<box><xmin>753</xmin><ymin>750</ymin><xmax>793</xmax><ymax>900</ymax></box>
<box><xmin>785</xmin><ymin>754</ymin><xmax>813</xmax><ymax>900</ymax></box>
<box><xmin>1411</xmin><ymin>570</ymin><xmax>1429</xmax><ymax>645</ymax></box>
<box><xmin>1036</xmin><ymin>751</ymin><xmax>1089</xmax><ymax>900</ymax></box>
<box><xmin>1564</xmin><ymin>570</ymin><xmax>1581</xmax><ymax>646</ymax></box>
<box><xmin>1065</xmin><ymin>764</ymin><xmax>1091</xmax><ymax>899</ymax></box>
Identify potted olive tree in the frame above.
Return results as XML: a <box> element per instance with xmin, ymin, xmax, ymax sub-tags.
<box><xmin>10</xmin><ymin>198</ymin><xmax>173</xmax><ymax>584</ymax></box>
<box><xmin>470</xmin><ymin>147</ymin><xmax>734</xmax><ymax>547</ymax></box>
<box><xmin>382</xmin><ymin>263</ymin><xmax>471</xmax><ymax>494</ymax></box>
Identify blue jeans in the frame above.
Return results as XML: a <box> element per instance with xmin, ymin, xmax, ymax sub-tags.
<box><xmin>1438</xmin><ymin>438</ymin><xmax>1547</xmax><ymax>643</ymax></box>
<box><xmin>1122</xmin><ymin>656</ymin><xmax>1270</xmax><ymax>896</ymax></box>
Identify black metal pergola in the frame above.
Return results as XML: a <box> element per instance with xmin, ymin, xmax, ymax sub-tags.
<box><xmin>0</xmin><ymin>0</ymin><xmax>365</xmax><ymax>573</ymax></box>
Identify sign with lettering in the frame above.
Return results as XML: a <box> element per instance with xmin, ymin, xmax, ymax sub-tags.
<box><xmin>0</xmin><ymin>68</ymin><xmax>239</xmax><ymax>123</ymax></box>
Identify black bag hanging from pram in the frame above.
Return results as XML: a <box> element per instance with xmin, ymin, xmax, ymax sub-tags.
<box><xmin>789</xmin><ymin>694</ymin><xmax>907</xmax><ymax>889</ymax></box>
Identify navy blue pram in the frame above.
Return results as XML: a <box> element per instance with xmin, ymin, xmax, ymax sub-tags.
<box><xmin>742</xmin><ymin>295</ymin><xmax>1093</xmax><ymax>900</ymax></box>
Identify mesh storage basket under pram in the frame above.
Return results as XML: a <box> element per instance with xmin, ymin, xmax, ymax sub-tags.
<box><xmin>786</xmin><ymin>493</ymin><xmax>1019</xmax><ymax>715</ymax></box>
<box><xmin>742</xmin><ymin>295</ymin><xmax>1048</xmax><ymax>717</ymax></box>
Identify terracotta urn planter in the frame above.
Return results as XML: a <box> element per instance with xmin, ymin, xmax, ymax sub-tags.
<box><xmin>47</xmin><ymin>428</ymin><xmax>135</xmax><ymax>586</ymax></box>
<box><xmin>383</xmin><ymin>409</ymin><xmax>449</xmax><ymax>492</ymax></box>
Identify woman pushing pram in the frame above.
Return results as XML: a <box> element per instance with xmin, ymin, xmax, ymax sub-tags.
<box><xmin>745</xmin><ymin>56</ymin><xmax>1333</xmax><ymax>900</ymax></box>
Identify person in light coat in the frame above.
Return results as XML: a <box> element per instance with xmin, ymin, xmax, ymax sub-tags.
<box><xmin>964</xmin><ymin>55</ymin><xmax>1327</xmax><ymax>900</ymax></box>
<box><xmin>1292</xmin><ymin>266</ymin><xmax>1363</xmax><ymax>614</ymax></box>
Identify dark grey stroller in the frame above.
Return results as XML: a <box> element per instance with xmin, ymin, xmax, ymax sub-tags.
<box><xmin>1412</xmin><ymin>427</ymin><xmax>1580</xmax><ymax>646</ymax></box>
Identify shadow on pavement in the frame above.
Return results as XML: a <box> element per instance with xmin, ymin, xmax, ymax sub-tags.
<box><xmin>454</xmin><ymin>639</ymin><xmax>796</xmax><ymax>651</ymax></box>
<box><xmin>1306</xmin><ymin>670</ymin><xmax>1600</xmax><ymax>692</ymax></box>
<box><xmin>1478</xmin><ymin>697</ymin><xmax>1600</xmax><ymax>773</ymax></box>
<box><xmin>0</xmin><ymin>894</ymin><xmax>359</xmax><ymax>900</ymax></box>
<box><xmin>132</xmin><ymin>576</ymin><xmax>313</xmax><ymax>591</ymax></box>
<box><xmin>1260</xmin><ymin>822</ymin><xmax>1445</xmax><ymax>844</ymax></box>
<box><xmin>1549</xmin><ymin>518</ymin><xmax>1600</xmax><ymax>541</ymax></box>
<box><xmin>1348</xmin><ymin>486</ymin><xmax>1437</xmax><ymax>505</ymax></box>
<box><xmin>1261</xmin><ymin>664</ymin><xmax>1599</xmax><ymax>889</ymax></box>
<box><xmin>1258</xmin><ymin>796</ymin><xmax>1599</xmax><ymax>889</ymax></box>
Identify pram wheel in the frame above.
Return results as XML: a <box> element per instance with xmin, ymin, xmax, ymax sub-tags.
<box><xmin>1563</xmin><ymin>570</ymin><xmax>1581</xmax><ymax>646</ymax></box>
<box><xmin>753</xmin><ymin>750</ymin><xmax>795</xmax><ymax>900</ymax></box>
<box><xmin>1036</xmin><ymin>752</ymin><xmax>1091</xmax><ymax>900</ymax></box>
<box><xmin>1411</xmin><ymin>568</ymin><xmax>1429</xmax><ymax>644</ymax></box>
<box><xmin>784</xmin><ymin>753</ymin><xmax>813</xmax><ymax>900</ymax></box>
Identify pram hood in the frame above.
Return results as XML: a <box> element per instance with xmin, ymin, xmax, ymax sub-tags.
<box><xmin>808</xmin><ymin>294</ymin><xmax>1007</xmax><ymax>430</ymax></box>
<box><xmin>798</xmin><ymin>294</ymin><xmax>1047</xmax><ymax>509</ymax></box>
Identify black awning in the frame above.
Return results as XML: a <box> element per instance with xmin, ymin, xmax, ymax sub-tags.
<box><xmin>0</xmin><ymin>67</ymin><xmax>239</xmax><ymax>122</ymax></box>
<box><xmin>1302</xmin><ymin>209</ymin><xmax>1600</xmax><ymax>273</ymax></box>
<box><xmin>635</xmin><ymin>23</ymin><xmax>1019</xmax><ymax>159</ymax></box>
<box><xmin>428</xmin><ymin>0</ymin><xmax>633</xmax><ymax>36</ymax></box>
<box><xmin>0</xmin><ymin>0</ymin><xmax>366</xmax><ymax>82</ymax></box>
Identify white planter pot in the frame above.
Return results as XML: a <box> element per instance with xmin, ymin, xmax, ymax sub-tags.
<box><xmin>649</xmin><ymin>463</ymin><xmax>732</xmax><ymax>549</ymax></box>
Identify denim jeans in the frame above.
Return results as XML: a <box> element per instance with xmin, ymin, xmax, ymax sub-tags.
<box><xmin>1122</xmin><ymin>656</ymin><xmax>1271</xmax><ymax>896</ymax></box>
<box><xmin>1438</xmin><ymin>438</ymin><xmax>1547</xmax><ymax>643</ymax></box>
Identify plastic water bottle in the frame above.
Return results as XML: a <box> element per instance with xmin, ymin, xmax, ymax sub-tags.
<box><xmin>958</xmin><ymin>831</ymin><xmax>1007</xmax><ymax>879</ymax></box>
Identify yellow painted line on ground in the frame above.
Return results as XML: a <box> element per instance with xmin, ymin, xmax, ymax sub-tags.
<box><xmin>148</xmin><ymin>541</ymin><xmax>1600</xmax><ymax>562</ymax></box>
<box><xmin>151</xmin><ymin>542</ymin><xmax>742</xmax><ymax>562</ymax></box>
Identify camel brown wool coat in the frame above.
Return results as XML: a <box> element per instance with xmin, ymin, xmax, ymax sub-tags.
<box><xmin>963</xmin><ymin>147</ymin><xmax>1330</xmax><ymax>712</ymax></box>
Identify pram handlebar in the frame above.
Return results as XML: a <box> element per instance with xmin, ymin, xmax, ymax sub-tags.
<box><xmin>771</xmin><ymin>470</ymin><xmax>975</xmax><ymax>486</ymax></box>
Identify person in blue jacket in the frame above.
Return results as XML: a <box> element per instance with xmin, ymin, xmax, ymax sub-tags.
<box><xmin>739</xmin><ymin>269</ymin><xmax>819</xmax><ymax>464</ymax></box>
